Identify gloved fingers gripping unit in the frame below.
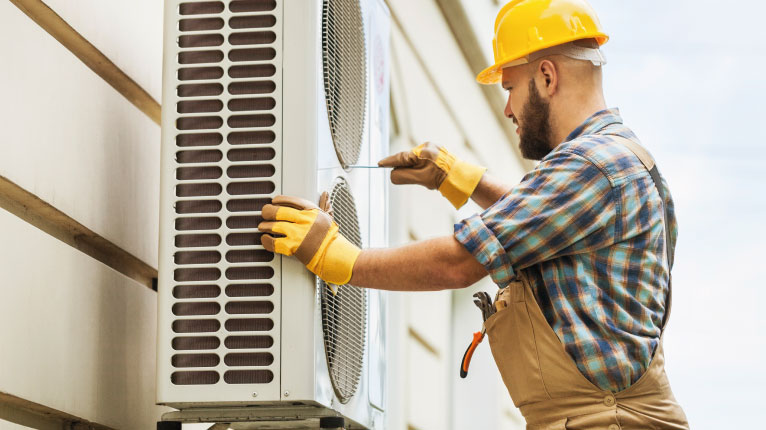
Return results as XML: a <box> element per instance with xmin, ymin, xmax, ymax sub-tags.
<box><xmin>259</xmin><ymin>194</ymin><xmax>362</xmax><ymax>286</ymax></box>
<box><xmin>156</xmin><ymin>0</ymin><xmax>391</xmax><ymax>428</ymax></box>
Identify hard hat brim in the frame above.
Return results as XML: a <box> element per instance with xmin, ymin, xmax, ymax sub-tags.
<box><xmin>476</xmin><ymin>33</ymin><xmax>609</xmax><ymax>85</ymax></box>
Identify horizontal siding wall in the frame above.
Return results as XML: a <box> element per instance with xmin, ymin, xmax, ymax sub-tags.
<box><xmin>0</xmin><ymin>0</ymin><xmax>161</xmax><ymax>269</ymax></box>
<box><xmin>42</xmin><ymin>0</ymin><xmax>163</xmax><ymax>101</ymax></box>
<box><xmin>404</xmin><ymin>291</ymin><xmax>451</xmax><ymax>430</ymax></box>
<box><xmin>0</xmin><ymin>0</ymin><xmax>165</xmax><ymax>429</ymax></box>
<box><xmin>0</xmin><ymin>209</ymin><xmax>167</xmax><ymax>429</ymax></box>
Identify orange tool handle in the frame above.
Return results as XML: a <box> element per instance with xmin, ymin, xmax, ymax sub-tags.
<box><xmin>459</xmin><ymin>331</ymin><xmax>485</xmax><ymax>378</ymax></box>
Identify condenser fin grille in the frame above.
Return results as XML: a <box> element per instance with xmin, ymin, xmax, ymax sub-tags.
<box><xmin>319</xmin><ymin>178</ymin><xmax>367</xmax><ymax>403</ymax></box>
<box><xmin>322</xmin><ymin>0</ymin><xmax>368</xmax><ymax>168</ymax></box>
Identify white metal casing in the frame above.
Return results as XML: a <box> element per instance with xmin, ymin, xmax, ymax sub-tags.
<box><xmin>157</xmin><ymin>0</ymin><xmax>390</xmax><ymax>428</ymax></box>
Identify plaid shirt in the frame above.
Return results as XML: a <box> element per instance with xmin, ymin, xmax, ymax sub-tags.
<box><xmin>454</xmin><ymin>108</ymin><xmax>677</xmax><ymax>393</ymax></box>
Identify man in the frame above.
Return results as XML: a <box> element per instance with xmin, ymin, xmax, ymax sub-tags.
<box><xmin>258</xmin><ymin>0</ymin><xmax>689</xmax><ymax>428</ymax></box>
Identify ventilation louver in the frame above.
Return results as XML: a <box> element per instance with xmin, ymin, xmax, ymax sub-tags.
<box><xmin>168</xmin><ymin>0</ymin><xmax>282</xmax><ymax>388</ymax></box>
<box><xmin>321</xmin><ymin>0</ymin><xmax>368</xmax><ymax>168</ymax></box>
<box><xmin>319</xmin><ymin>178</ymin><xmax>367</xmax><ymax>403</ymax></box>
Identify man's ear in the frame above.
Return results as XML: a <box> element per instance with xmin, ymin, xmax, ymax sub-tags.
<box><xmin>537</xmin><ymin>59</ymin><xmax>559</xmax><ymax>96</ymax></box>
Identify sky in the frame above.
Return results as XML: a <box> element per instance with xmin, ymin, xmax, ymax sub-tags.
<box><xmin>587</xmin><ymin>1</ymin><xmax>766</xmax><ymax>428</ymax></box>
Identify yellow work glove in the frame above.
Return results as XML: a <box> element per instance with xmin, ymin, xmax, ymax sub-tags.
<box><xmin>258</xmin><ymin>193</ymin><xmax>361</xmax><ymax>286</ymax></box>
<box><xmin>377</xmin><ymin>142</ymin><xmax>486</xmax><ymax>209</ymax></box>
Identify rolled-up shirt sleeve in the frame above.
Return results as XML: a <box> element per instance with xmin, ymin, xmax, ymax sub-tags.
<box><xmin>454</xmin><ymin>150</ymin><xmax>616</xmax><ymax>287</ymax></box>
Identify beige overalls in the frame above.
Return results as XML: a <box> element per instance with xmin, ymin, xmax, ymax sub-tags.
<box><xmin>484</xmin><ymin>139</ymin><xmax>689</xmax><ymax>429</ymax></box>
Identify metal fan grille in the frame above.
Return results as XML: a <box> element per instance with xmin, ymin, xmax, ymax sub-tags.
<box><xmin>319</xmin><ymin>178</ymin><xmax>367</xmax><ymax>403</ymax></box>
<box><xmin>321</xmin><ymin>0</ymin><xmax>368</xmax><ymax>168</ymax></box>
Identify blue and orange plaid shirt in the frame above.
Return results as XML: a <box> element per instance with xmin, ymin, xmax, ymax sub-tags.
<box><xmin>454</xmin><ymin>108</ymin><xmax>677</xmax><ymax>393</ymax></box>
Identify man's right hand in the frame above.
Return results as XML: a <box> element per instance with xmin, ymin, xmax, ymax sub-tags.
<box><xmin>377</xmin><ymin>142</ymin><xmax>486</xmax><ymax>209</ymax></box>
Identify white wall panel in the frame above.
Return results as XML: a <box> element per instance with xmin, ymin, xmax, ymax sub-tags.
<box><xmin>41</xmin><ymin>0</ymin><xmax>163</xmax><ymax>100</ymax></box>
<box><xmin>0</xmin><ymin>1</ymin><xmax>160</xmax><ymax>268</ymax></box>
<box><xmin>0</xmin><ymin>420</ymin><xmax>29</xmax><ymax>430</ymax></box>
<box><xmin>391</xmin><ymin>29</ymin><xmax>464</xmax><ymax>150</ymax></box>
<box><xmin>0</xmin><ymin>209</ymin><xmax>167</xmax><ymax>429</ymax></box>
<box><xmin>407</xmin><ymin>291</ymin><xmax>451</xmax><ymax>354</ymax></box>
<box><xmin>385</xmin><ymin>291</ymin><xmax>409</xmax><ymax>430</ymax></box>
<box><xmin>406</xmin><ymin>343</ymin><xmax>448</xmax><ymax>430</ymax></box>
<box><xmin>455</xmin><ymin>0</ymin><xmax>501</xmax><ymax>66</ymax></box>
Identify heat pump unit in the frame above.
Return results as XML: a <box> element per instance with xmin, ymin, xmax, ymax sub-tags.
<box><xmin>156</xmin><ymin>0</ymin><xmax>391</xmax><ymax>428</ymax></box>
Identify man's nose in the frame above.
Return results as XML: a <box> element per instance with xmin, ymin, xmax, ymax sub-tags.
<box><xmin>504</xmin><ymin>94</ymin><xmax>513</xmax><ymax>119</ymax></box>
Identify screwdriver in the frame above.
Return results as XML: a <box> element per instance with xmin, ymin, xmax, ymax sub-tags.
<box><xmin>346</xmin><ymin>165</ymin><xmax>389</xmax><ymax>169</ymax></box>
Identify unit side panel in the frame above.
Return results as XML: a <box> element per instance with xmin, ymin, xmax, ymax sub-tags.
<box><xmin>367</xmin><ymin>0</ymin><xmax>392</xmax><ymax>413</ymax></box>
<box><xmin>157</xmin><ymin>0</ymin><xmax>284</xmax><ymax>404</ymax></box>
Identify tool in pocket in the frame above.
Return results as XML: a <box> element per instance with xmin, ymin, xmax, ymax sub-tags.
<box><xmin>494</xmin><ymin>283</ymin><xmax>512</xmax><ymax>311</ymax></box>
<box><xmin>459</xmin><ymin>292</ymin><xmax>496</xmax><ymax>378</ymax></box>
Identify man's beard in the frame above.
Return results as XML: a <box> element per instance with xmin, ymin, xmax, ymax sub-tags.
<box><xmin>518</xmin><ymin>79</ymin><xmax>553</xmax><ymax>160</ymax></box>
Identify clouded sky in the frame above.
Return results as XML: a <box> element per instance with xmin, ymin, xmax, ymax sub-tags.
<box><xmin>588</xmin><ymin>1</ymin><xmax>766</xmax><ymax>427</ymax></box>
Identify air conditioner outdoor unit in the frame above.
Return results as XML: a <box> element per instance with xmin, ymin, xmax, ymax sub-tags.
<box><xmin>156</xmin><ymin>0</ymin><xmax>391</xmax><ymax>428</ymax></box>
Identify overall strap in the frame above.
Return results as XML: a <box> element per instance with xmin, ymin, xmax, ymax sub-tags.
<box><xmin>612</xmin><ymin>136</ymin><xmax>674</xmax><ymax>329</ymax></box>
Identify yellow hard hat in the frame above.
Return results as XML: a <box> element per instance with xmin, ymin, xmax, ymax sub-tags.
<box><xmin>477</xmin><ymin>0</ymin><xmax>609</xmax><ymax>85</ymax></box>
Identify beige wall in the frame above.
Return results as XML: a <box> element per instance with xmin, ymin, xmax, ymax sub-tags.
<box><xmin>0</xmin><ymin>0</ymin><xmax>165</xmax><ymax>428</ymax></box>
<box><xmin>0</xmin><ymin>209</ymin><xmax>161</xmax><ymax>429</ymax></box>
